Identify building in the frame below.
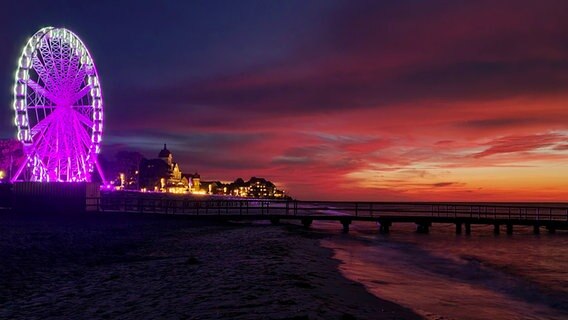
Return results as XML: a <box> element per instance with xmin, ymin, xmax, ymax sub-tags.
<box><xmin>139</xmin><ymin>144</ymin><xmax>189</xmax><ymax>193</ymax></box>
<box><xmin>223</xmin><ymin>177</ymin><xmax>288</xmax><ymax>199</ymax></box>
<box><xmin>189</xmin><ymin>172</ymin><xmax>201</xmax><ymax>193</ymax></box>
<box><xmin>200</xmin><ymin>180</ymin><xmax>224</xmax><ymax>195</ymax></box>
<box><xmin>247</xmin><ymin>177</ymin><xmax>276</xmax><ymax>198</ymax></box>
<box><xmin>134</xmin><ymin>145</ymin><xmax>288</xmax><ymax>198</ymax></box>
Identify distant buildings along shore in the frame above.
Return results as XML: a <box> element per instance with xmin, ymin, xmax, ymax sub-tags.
<box><xmin>125</xmin><ymin>144</ymin><xmax>289</xmax><ymax>199</ymax></box>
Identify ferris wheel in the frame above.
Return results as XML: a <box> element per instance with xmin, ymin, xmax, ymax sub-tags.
<box><xmin>11</xmin><ymin>27</ymin><xmax>105</xmax><ymax>183</ymax></box>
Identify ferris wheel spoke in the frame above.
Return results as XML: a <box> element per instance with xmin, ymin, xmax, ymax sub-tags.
<box><xmin>63</xmin><ymin>46</ymin><xmax>78</xmax><ymax>84</ymax></box>
<box><xmin>70</xmin><ymin>84</ymin><xmax>92</xmax><ymax>105</ymax></box>
<box><xmin>30</xmin><ymin>122</ymin><xmax>52</xmax><ymax>139</ymax></box>
<box><xmin>32</xmin><ymin>125</ymin><xmax>54</xmax><ymax>163</ymax></box>
<box><xmin>32</xmin><ymin>54</ymin><xmax>55</xmax><ymax>91</ymax></box>
<box><xmin>70</xmin><ymin>62</ymin><xmax>87</xmax><ymax>93</ymax></box>
<box><xmin>39</xmin><ymin>37</ymin><xmax>61</xmax><ymax>85</ymax></box>
<box><xmin>72</xmin><ymin>125</ymin><xmax>90</xmax><ymax>171</ymax></box>
<box><xmin>26</xmin><ymin>79</ymin><xmax>58</xmax><ymax>104</ymax></box>
<box><xmin>72</xmin><ymin>125</ymin><xmax>94</xmax><ymax>176</ymax></box>
<box><xmin>32</xmin><ymin>129</ymin><xmax>50</xmax><ymax>153</ymax></box>
<box><xmin>72</xmin><ymin>105</ymin><xmax>93</xmax><ymax>118</ymax></box>
<box><xmin>32</xmin><ymin>127</ymin><xmax>58</xmax><ymax>165</ymax></box>
<box><xmin>26</xmin><ymin>105</ymin><xmax>56</xmax><ymax>110</ymax></box>
<box><xmin>29</xmin><ymin>110</ymin><xmax>57</xmax><ymax>136</ymax></box>
<box><xmin>76</xmin><ymin>127</ymin><xmax>95</xmax><ymax>160</ymax></box>
<box><xmin>73</xmin><ymin>110</ymin><xmax>94</xmax><ymax>127</ymax></box>
<box><xmin>76</xmin><ymin>120</ymin><xmax>93</xmax><ymax>148</ymax></box>
<box><xmin>67</xmin><ymin>108</ymin><xmax>92</xmax><ymax>148</ymax></box>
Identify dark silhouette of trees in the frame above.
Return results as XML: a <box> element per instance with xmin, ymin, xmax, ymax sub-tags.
<box><xmin>138</xmin><ymin>158</ymin><xmax>169</xmax><ymax>190</ymax></box>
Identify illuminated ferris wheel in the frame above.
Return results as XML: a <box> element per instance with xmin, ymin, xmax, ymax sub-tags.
<box><xmin>11</xmin><ymin>27</ymin><xmax>105</xmax><ymax>183</ymax></box>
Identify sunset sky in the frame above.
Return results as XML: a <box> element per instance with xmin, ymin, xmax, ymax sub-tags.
<box><xmin>1</xmin><ymin>0</ymin><xmax>567</xmax><ymax>201</ymax></box>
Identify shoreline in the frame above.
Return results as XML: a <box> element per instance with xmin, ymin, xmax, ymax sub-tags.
<box><xmin>0</xmin><ymin>212</ymin><xmax>421</xmax><ymax>319</ymax></box>
<box><xmin>318</xmin><ymin>221</ymin><xmax>568</xmax><ymax>320</ymax></box>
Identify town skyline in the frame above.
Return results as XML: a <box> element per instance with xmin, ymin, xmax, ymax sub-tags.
<box><xmin>1</xmin><ymin>1</ymin><xmax>567</xmax><ymax>201</ymax></box>
<box><xmin>104</xmin><ymin>143</ymin><xmax>289</xmax><ymax>198</ymax></box>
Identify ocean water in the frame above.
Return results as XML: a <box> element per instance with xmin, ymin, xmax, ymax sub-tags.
<box><xmin>316</xmin><ymin>220</ymin><xmax>568</xmax><ymax>320</ymax></box>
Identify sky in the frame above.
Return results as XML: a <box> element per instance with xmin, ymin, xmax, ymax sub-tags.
<box><xmin>0</xmin><ymin>0</ymin><xmax>567</xmax><ymax>201</ymax></box>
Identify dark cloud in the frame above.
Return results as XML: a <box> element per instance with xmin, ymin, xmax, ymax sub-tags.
<box><xmin>460</xmin><ymin>118</ymin><xmax>543</xmax><ymax>129</ymax></box>
<box><xmin>106</xmin><ymin>59</ymin><xmax>568</xmax><ymax>127</ymax></box>
<box><xmin>101</xmin><ymin>1</ymin><xmax>568</xmax><ymax>129</ymax></box>
<box><xmin>553</xmin><ymin>144</ymin><xmax>568</xmax><ymax>151</ymax></box>
<box><xmin>398</xmin><ymin>60</ymin><xmax>568</xmax><ymax>101</ymax></box>
<box><xmin>432</xmin><ymin>182</ymin><xmax>457</xmax><ymax>188</ymax></box>
<box><xmin>271</xmin><ymin>155</ymin><xmax>312</xmax><ymax>165</ymax></box>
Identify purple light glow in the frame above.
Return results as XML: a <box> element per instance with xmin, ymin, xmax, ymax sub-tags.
<box><xmin>11</xmin><ymin>28</ymin><xmax>105</xmax><ymax>183</ymax></box>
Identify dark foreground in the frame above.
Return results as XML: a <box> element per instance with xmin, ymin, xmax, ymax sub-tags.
<box><xmin>0</xmin><ymin>212</ymin><xmax>420</xmax><ymax>320</ymax></box>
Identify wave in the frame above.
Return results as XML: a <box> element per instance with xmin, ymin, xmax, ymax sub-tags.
<box><xmin>322</xmin><ymin>227</ymin><xmax>568</xmax><ymax>320</ymax></box>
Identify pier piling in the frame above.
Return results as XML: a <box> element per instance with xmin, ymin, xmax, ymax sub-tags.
<box><xmin>547</xmin><ymin>226</ymin><xmax>556</xmax><ymax>234</ymax></box>
<box><xmin>301</xmin><ymin>218</ymin><xmax>313</xmax><ymax>228</ymax></box>
<box><xmin>506</xmin><ymin>224</ymin><xmax>513</xmax><ymax>235</ymax></box>
<box><xmin>465</xmin><ymin>223</ymin><xmax>471</xmax><ymax>235</ymax></box>
<box><xmin>378</xmin><ymin>220</ymin><xmax>391</xmax><ymax>234</ymax></box>
<box><xmin>340</xmin><ymin>219</ymin><xmax>351</xmax><ymax>233</ymax></box>
<box><xmin>416</xmin><ymin>222</ymin><xmax>430</xmax><ymax>234</ymax></box>
<box><xmin>493</xmin><ymin>224</ymin><xmax>500</xmax><ymax>235</ymax></box>
<box><xmin>455</xmin><ymin>222</ymin><xmax>462</xmax><ymax>235</ymax></box>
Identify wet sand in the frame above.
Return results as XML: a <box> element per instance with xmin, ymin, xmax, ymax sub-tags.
<box><xmin>0</xmin><ymin>212</ymin><xmax>421</xmax><ymax>319</ymax></box>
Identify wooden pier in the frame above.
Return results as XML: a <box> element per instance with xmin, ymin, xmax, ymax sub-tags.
<box><xmin>93</xmin><ymin>194</ymin><xmax>568</xmax><ymax>235</ymax></box>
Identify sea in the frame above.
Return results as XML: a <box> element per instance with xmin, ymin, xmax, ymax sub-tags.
<box><xmin>315</xmin><ymin>220</ymin><xmax>568</xmax><ymax>320</ymax></box>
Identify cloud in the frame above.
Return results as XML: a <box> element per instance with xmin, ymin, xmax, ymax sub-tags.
<box><xmin>432</xmin><ymin>182</ymin><xmax>457</xmax><ymax>188</ymax></box>
<box><xmin>87</xmin><ymin>1</ymin><xmax>568</xmax><ymax>201</ymax></box>
<box><xmin>473</xmin><ymin>133</ymin><xmax>566</xmax><ymax>158</ymax></box>
<box><xmin>459</xmin><ymin>118</ymin><xmax>543</xmax><ymax>129</ymax></box>
<box><xmin>99</xmin><ymin>0</ymin><xmax>568</xmax><ymax>135</ymax></box>
<box><xmin>271</xmin><ymin>155</ymin><xmax>311</xmax><ymax>165</ymax></box>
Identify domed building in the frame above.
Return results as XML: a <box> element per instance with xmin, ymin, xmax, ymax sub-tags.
<box><xmin>139</xmin><ymin>144</ymin><xmax>189</xmax><ymax>193</ymax></box>
<box><xmin>159</xmin><ymin>144</ymin><xmax>187</xmax><ymax>192</ymax></box>
<box><xmin>158</xmin><ymin>144</ymin><xmax>173</xmax><ymax>164</ymax></box>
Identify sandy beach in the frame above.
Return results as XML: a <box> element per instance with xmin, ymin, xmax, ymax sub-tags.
<box><xmin>0</xmin><ymin>212</ymin><xmax>420</xmax><ymax>319</ymax></box>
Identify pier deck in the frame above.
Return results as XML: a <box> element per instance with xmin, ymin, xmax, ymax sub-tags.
<box><xmin>95</xmin><ymin>195</ymin><xmax>568</xmax><ymax>234</ymax></box>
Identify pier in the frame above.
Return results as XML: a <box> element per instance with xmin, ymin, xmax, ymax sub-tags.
<box><xmin>89</xmin><ymin>194</ymin><xmax>568</xmax><ymax>235</ymax></box>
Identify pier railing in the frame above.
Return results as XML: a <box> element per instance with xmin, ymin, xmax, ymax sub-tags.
<box><xmin>93</xmin><ymin>195</ymin><xmax>568</xmax><ymax>222</ymax></box>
